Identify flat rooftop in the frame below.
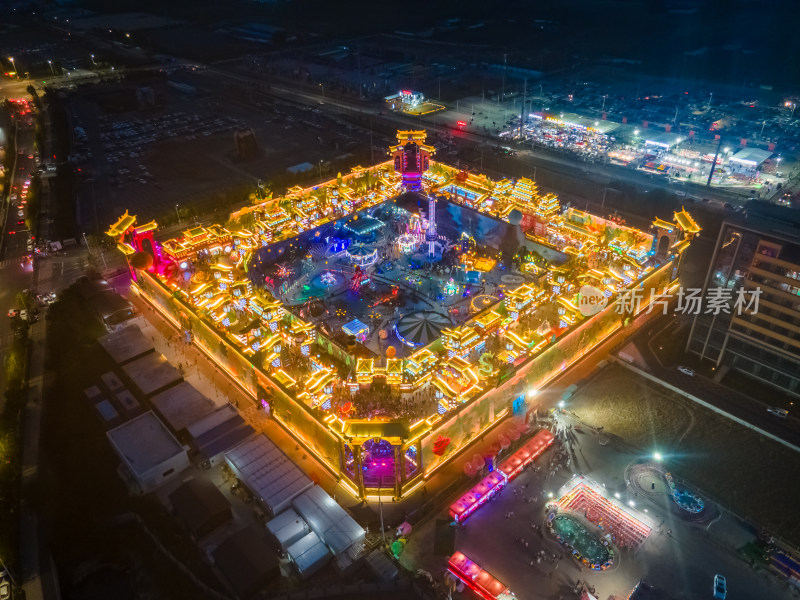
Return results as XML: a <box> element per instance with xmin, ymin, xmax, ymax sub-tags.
<box><xmin>122</xmin><ymin>353</ymin><xmax>182</xmax><ymax>397</ymax></box>
<box><xmin>107</xmin><ymin>411</ymin><xmax>185</xmax><ymax>476</ymax></box>
<box><xmin>98</xmin><ymin>325</ymin><xmax>155</xmax><ymax>365</ymax></box>
<box><xmin>151</xmin><ymin>381</ymin><xmax>217</xmax><ymax>432</ymax></box>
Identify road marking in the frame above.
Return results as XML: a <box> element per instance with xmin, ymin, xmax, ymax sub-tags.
<box><xmin>0</xmin><ymin>256</ymin><xmax>26</xmax><ymax>269</ymax></box>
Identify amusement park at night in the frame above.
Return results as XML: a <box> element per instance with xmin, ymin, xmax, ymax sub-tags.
<box><xmin>107</xmin><ymin>129</ymin><xmax>699</xmax><ymax>501</ymax></box>
<box><xmin>8</xmin><ymin>1</ymin><xmax>800</xmax><ymax>598</ymax></box>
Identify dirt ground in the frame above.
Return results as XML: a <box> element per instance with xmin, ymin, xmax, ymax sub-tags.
<box><xmin>569</xmin><ymin>364</ymin><xmax>800</xmax><ymax>545</ymax></box>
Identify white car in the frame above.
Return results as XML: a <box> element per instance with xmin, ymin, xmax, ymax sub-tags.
<box><xmin>767</xmin><ymin>407</ymin><xmax>788</xmax><ymax>418</ymax></box>
<box><xmin>20</xmin><ymin>309</ymin><xmax>28</xmax><ymax>322</ymax></box>
<box><xmin>677</xmin><ymin>366</ymin><xmax>695</xmax><ymax>376</ymax></box>
<box><xmin>0</xmin><ymin>579</ymin><xmax>9</xmax><ymax>600</ymax></box>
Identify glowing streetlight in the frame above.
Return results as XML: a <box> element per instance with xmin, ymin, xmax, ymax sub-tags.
<box><xmin>175</xmin><ymin>204</ymin><xmax>181</xmax><ymax>224</ymax></box>
<box><xmin>8</xmin><ymin>56</ymin><xmax>16</xmax><ymax>78</ymax></box>
<box><xmin>47</xmin><ymin>59</ymin><xmax>55</xmax><ymax>76</ymax></box>
<box><xmin>90</xmin><ymin>54</ymin><xmax>96</xmax><ymax>66</ymax></box>
<box><xmin>633</xmin><ymin>128</ymin><xmax>640</xmax><ymax>136</ymax></box>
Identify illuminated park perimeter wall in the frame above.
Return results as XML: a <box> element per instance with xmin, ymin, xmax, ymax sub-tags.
<box><xmin>134</xmin><ymin>254</ymin><xmax>678</xmax><ymax>499</ymax></box>
<box><xmin>133</xmin><ymin>272</ymin><xmax>344</xmax><ymax>485</ymax></box>
<box><xmin>418</xmin><ymin>256</ymin><xmax>678</xmax><ymax>479</ymax></box>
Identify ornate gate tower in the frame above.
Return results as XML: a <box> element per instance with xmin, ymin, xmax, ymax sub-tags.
<box><xmin>390</xmin><ymin>130</ymin><xmax>435</xmax><ymax>191</ymax></box>
<box><xmin>107</xmin><ymin>210</ymin><xmax>161</xmax><ymax>278</ymax></box>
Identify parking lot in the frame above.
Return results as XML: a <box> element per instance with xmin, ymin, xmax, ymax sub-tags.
<box><xmin>66</xmin><ymin>71</ymin><xmax>386</xmax><ymax>232</ymax></box>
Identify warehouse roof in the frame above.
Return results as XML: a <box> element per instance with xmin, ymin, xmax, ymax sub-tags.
<box><xmin>224</xmin><ymin>434</ymin><xmax>313</xmax><ymax>515</ymax></box>
<box><xmin>151</xmin><ymin>381</ymin><xmax>217</xmax><ymax>432</ymax></box>
<box><xmin>107</xmin><ymin>411</ymin><xmax>184</xmax><ymax>477</ymax></box>
<box><xmin>122</xmin><ymin>353</ymin><xmax>182</xmax><ymax>397</ymax></box>
<box><xmin>292</xmin><ymin>485</ymin><xmax>365</xmax><ymax>556</ymax></box>
<box><xmin>98</xmin><ymin>325</ymin><xmax>154</xmax><ymax>365</ymax></box>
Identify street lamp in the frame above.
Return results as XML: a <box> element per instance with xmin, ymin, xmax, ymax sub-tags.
<box><xmin>47</xmin><ymin>59</ymin><xmax>55</xmax><ymax>76</ymax></box>
<box><xmin>90</xmin><ymin>54</ymin><xmax>96</xmax><ymax>66</ymax></box>
<box><xmin>8</xmin><ymin>57</ymin><xmax>16</xmax><ymax>78</ymax></box>
<box><xmin>175</xmin><ymin>204</ymin><xmax>181</xmax><ymax>224</ymax></box>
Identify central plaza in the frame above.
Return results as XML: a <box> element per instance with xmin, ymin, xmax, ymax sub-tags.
<box><xmin>108</xmin><ymin>130</ymin><xmax>699</xmax><ymax>500</ymax></box>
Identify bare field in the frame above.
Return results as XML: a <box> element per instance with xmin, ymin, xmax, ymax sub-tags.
<box><xmin>571</xmin><ymin>364</ymin><xmax>800</xmax><ymax>544</ymax></box>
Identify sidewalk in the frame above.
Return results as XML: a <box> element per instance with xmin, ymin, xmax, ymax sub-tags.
<box><xmin>126</xmin><ymin>294</ymin><xmax>350</xmax><ymax>505</ymax></box>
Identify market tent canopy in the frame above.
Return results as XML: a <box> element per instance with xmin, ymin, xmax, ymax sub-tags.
<box><xmin>729</xmin><ymin>147</ymin><xmax>773</xmax><ymax>167</ymax></box>
<box><xmin>643</xmin><ymin>131</ymin><xmax>684</xmax><ymax>149</ymax></box>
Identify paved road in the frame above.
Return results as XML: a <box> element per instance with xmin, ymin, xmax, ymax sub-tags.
<box><xmin>218</xmin><ymin>71</ymin><xmax>750</xmax><ymax>210</ymax></box>
<box><xmin>632</xmin><ymin>315</ymin><xmax>800</xmax><ymax>449</ymax></box>
<box><xmin>402</xmin><ymin>421</ymin><xmax>794</xmax><ymax>600</ymax></box>
<box><xmin>0</xmin><ymin>102</ymin><xmax>37</xmax><ymax>413</ymax></box>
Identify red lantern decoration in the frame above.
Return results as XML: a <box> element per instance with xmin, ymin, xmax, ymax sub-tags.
<box><xmin>432</xmin><ymin>435</ymin><xmax>451</xmax><ymax>456</ymax></box>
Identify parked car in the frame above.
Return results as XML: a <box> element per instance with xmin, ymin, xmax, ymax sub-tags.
<box><xmin>19</xmin><ymin>309</ymin><xmax>28</xmax><ymax>322</ymax></box>
<box><xmin>677</xmin><ymin>366</ymin><xmax>695</xmax><ymax>376</ymax></box>
<box><xmin>7</xmin><ymin>309</ymin><xmax>18</xmax><ymax>318</ymax></box>
<box><xmin>0</xmin><ymin>579</ymin><xmax>9</xmax><ymax>600</ymax></box>
<box><xmin>713</xmin><ymin>574</ymin><xmax>727</xmax><ymax>599</ymax></box>
<box><xmin>767</xmin><ymin>407</ymin><xmax>788</xmax><ymax>418</ymax></box>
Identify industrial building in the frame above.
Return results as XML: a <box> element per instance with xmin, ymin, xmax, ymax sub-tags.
<box><xmin>106</xmin><ymin>411</ymin><xmax>189</xmax><ymax>492</ymax></box>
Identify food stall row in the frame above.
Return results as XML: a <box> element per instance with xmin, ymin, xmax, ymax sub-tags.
<box><xmin>448</xmin><ymin>551</ymin><xmax>516</xmax><ymax>600</ymax></box>
<box><xmin>449</xmin><ymin>429</ymin><xmax>555</xmax><ymax>523</ymax></box>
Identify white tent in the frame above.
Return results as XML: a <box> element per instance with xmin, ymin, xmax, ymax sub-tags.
<box><xmin>287</xmin><ymin>531</ymin><xmax>331</xmax><ymax>579</ymax></box>
<box><xmin>292</xmin><ymin>485</ymin><xmax>365</xmax><ymax>556</ymax></box>
<box><xmin>266</xmin><ymin>509</ymin><xmax>309</xmax><ymax>552</ymax></box>
<box><xmin>225</xmin><ymin>434</ymin><xmax>313</xmax><ymax>516</ymax></box>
